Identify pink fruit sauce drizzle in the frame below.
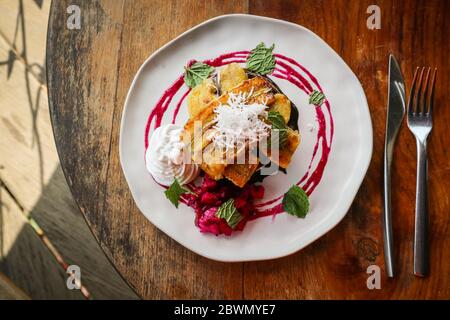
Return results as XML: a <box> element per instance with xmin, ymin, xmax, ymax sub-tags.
<box><xmin>144</xmin><ymin>51</ymin><xmax>334</xmax><ymax>219</ymax></box>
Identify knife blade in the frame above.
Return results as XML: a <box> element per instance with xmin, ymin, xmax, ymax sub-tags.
<box><xmin>383</xmin><ymin>54</ymin><xmax>406</xmax><ymax>277</ymax></box>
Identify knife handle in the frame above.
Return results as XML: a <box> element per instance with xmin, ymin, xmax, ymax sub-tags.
<box><xmin>383</xmin><ymin>147</ymin><xmax>395</xmax><ymax>277</ymax></box>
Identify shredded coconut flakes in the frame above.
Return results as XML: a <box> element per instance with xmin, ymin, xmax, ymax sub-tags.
<box><xmin>212</xmin><ymin>91</ymin><xmax>270</xmax><ymax>152</ymax></box>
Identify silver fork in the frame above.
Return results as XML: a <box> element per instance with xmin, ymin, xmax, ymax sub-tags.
<box><xmin>406</xmin><ymin>67</ymin><xmax>437</xmax><ymax>277</ymax></box>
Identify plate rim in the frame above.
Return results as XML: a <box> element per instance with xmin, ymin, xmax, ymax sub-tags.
<box><xmin>119</xmin><ymin>13</ymin><xmax>373</xmax><ymax>262</ymax></box>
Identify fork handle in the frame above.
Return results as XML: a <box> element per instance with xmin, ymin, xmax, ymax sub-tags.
<box><xmin>414</xmin><ymin>139</ymin><xmax>429</xmax><ymax>277</ymax></box>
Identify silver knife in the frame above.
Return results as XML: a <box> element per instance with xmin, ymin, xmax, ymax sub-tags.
<box><xmin>383</xmin><ymin>54</ymin><xmax>406</xmax><ymax>277</ymax></box>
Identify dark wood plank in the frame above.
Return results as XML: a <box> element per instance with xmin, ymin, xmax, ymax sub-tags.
<box><xmin>0</xmin><ymin>1</ymin><xmax>137</xmax><ymax>299</ymax></box>
<box><xmin>0</xmin><ymin>185</ymin><xmax>83</xmax><ymax>299</ymax></box>
<box><xmin>244</xmin><ymin>0</ymin><xmax>450</xmax><ymax>299</ymax></box>
<box><xmin>47</xmin><ymin>0</ymin><xmax>248</xmax><ymax>299</ymax></box>
<box><xmin>47</xmin><ymin>0</ymin><xmax>450</xmax><ymax>299</ymax></box>
<box><xmin>0</xmin><ymin>272</ymin><xmax>30</xmax><ymax>300</ymax></box>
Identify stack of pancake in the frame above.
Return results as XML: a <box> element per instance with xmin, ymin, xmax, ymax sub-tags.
<box><xmin>183</xmin><ymin>63</ymin><xmax>300</xmax><ymax>187</ymax></box>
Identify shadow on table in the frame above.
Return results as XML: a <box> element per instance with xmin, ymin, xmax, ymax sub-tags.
<box><xmin>0</xmin><ymin>0</ymin><xmax>138</xmax><ymax>299</ymax></box>
<box><xmin>0</xmin><ymin>166</ymin><xmax>139</xmax><ymax>299</ymax></box>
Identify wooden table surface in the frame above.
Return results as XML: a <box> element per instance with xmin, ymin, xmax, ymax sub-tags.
<box><xmin>46</xmin><ymin>0</ymin><xmax>450</xmax><ymax>299</ymax></box>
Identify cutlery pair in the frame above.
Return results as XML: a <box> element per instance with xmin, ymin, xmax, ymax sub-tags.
<box><xmin>382</xmin><ymin>55</ymin><xmax>437</xmax><ymax>277</ymax></box>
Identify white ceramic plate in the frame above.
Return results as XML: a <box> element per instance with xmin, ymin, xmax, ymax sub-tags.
<box><xmin>120</xmin><ymin>14</ymin><xmax>372</xmax><ymax>262</ymax></box>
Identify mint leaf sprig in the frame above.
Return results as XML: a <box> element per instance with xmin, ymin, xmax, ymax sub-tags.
<box><xmin>216</xmin><ymin>198</ymin><xmax>242</xmax><ymax>229</ymax></box>
<box><xmin>165</xmin><ymin>178</ymin><xmax>195</xmax><ymax>208</ymax></box>
<box><xmin>282</xmin><ymin>185</ymin><xmax>310</xmax><ymax>218</ymax></box>
<box><xmin>184</xmin><ymin>62</ymin><xmax>214</xmax><ymax>88</ymax></box>
<box><xmin>268</xmin><ymin>111</ymin><xmax>288</xmax><ymax>147</ymax></box>
<box><xmin>246</xmin><ymin>42</ymin><xmax>276</xmax><ymax>75</ymax></box>
<box><xmin>309</xmin><ymin>90</ymin><xmax>326</xmax><ymax>106</ymax></box>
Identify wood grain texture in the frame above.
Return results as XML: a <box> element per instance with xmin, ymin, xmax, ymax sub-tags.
<box><xmin>47</xmin><ymin>0</ymin><xmax>248</xmax><ymax>299</ymax></box>
<box><xmin>0</xmin><ymin>1</ymin><xmax>137</xmax><ymax>299</ymax></box>
<box><xmin>243</xmin><ymin>0</ymin><xmax>450</xmax><ymax>299</ymax></box>
<box><xmin>0</xmin><ymin>185</ymin><xmax>83</xmax><ymax>299</ymax></box>
<box><xmin>47</xmin><ymin>0</ymin><xmax>450</xmax><ymax>299</ymax></box>
<box><xmin>0</xmin><ymin>272</ymin><xmax>30</xmax><ymax>300</ymax></box>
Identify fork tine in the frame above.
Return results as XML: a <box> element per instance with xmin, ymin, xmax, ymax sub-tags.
<box><xmin>420</xmin><ymin>68</ymin><xmax>431</xmax><ymax>115</ymax></box>
<box><xmin>427</xmin><ymin>68</ymin><xmax>437</xmax><ymax>116</ymax></box>
<box><xmin>408</xmin><ymin>67</ymin><xmax>420</xmax><ymax>116</ymax></box>
<box><xmin>414</xmin><ymin>67</ymin><xmax>425</xmax><ymax>115</ymax></box>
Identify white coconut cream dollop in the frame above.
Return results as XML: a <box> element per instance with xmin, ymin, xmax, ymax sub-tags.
<box><xmin>145</xmin><ymin>124</ymin><xmax>199</xmax><ymax>186</ymax></box>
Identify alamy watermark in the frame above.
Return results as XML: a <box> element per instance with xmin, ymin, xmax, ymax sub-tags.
<box><xmin>366</xmin><ymin>265</ymin><xmax>381</xmax><ymax>289</ymax></box>
<box><xmin>67</xmin><ymin>5</ymin><xmax>81</xmax><ymax>30</ymax></box>
<box><xmin>366</xmin><ymin>5</ymin><xmax>381</xmax><ymax>30</ymax></box>
<box><xmin>66</xmin><ymin>264</ymin><xmax>81</xmax><ymax>290</ymax></box>
<box><xmin>67</xmin><ymin>4</ymin><xmax>381</xmax><ymax>31</ymax></box>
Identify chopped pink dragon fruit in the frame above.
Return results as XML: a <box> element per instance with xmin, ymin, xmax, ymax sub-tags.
<box><xmin>188</xmin><ymin>174</ymin><xmax>264</xmax><ymax>236</ymax></box>
<box><xmin>198</xmin><ymin>207</ymin><xmax>233</xmax><ymax>236</ymax></box>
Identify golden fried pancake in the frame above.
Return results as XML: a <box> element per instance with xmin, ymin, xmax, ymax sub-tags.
<box><xmin>183</xmin><ymin>75</ymin><xmax>299</xmax><ymax>186</ymax></box>
<box><xmin>184</xmin><ymin>76</ymin><xmax>273</xmax><ymax>138</ymax></box>
<box><xmin>220</xmin><ymin>63</ymin><xmax>248</xmax><ymax>92</ymax></box>
<box><xmin>263</xmin><ymin>128</ymin><xmax>300</xmax><ymax>169</ymax></box>
<box><xmin>187</xmin><ymin>78</ymin><xmax>217</xmax><ymax>119</ymax></box>
<box><xmin>269</xmin><ymin>93</ymin><xmax>291</xmax><ymax>123</ymax></box>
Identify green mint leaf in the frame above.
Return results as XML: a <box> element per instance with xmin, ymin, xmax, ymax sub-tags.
<box><xmin>282</xmin><ymin>185</ymin><xmax>310</xmax><ymax>218</ymax></box>
<box><xmin>268</xmin><ymin>111</ymin><xmax>286</xmax><ymax>128</ymax></box>
<box><xmin>268</xmin><ymin>111</ymin><xmax>288</xmax><ymax>147</ymax></box>
<box><xmin>164</xmin><ymin>178</ymin><xmax>192</xmax><ymax>208</ymax></box>
<box><xmin>309</xmin><ymin>90</ymin><xmax>326</xmax><ymax>106</ymax></box>
<box><xmin>216</xmin><ymin>198</ymin><xmax>243</xmax><ymax>229</ymax></box>
<box><xmin>246</xmin><ymin>42</ymin><xmax>276</xmax><ymax>75</ymax></box>
<box><xmin>184</xmin><ymin>62</ymin><xmax>214</xmax><ymax>88</ymax></box>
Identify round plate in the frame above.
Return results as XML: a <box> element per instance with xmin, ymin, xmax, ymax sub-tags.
<box><xmin>120</xmin><ymin>14</ymin><xmax>372</xmax><ymax>262</ymax></box>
